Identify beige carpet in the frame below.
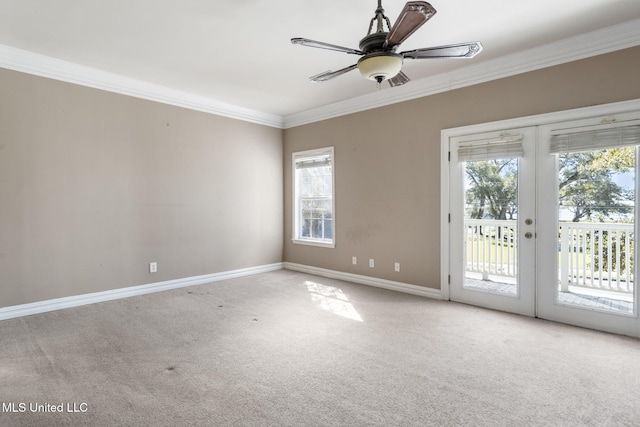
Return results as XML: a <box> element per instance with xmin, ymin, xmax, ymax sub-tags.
<box><xmin>1</xmin><ymin>269</ymin><xmax>639</xmax><ymax>426</ymax></box>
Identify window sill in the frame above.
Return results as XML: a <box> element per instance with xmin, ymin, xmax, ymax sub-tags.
<box><xmin>292</xmin><ymin>239</ymin><xmax>335</xmax><ymax>249</ymax></box>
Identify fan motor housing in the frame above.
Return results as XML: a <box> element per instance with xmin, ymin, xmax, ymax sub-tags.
<box><xmin>359</xmin><ymin>32</ymin><xmax>390</xmax><ymax>53</ymax></box>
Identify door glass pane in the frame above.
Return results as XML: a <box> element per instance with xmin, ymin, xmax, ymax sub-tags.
<box><xmin>556</xmin><ymin>147</ymin><xmax>636</xmax><ymax>315</ymax></box>
<box><xmin>463</xmin><ymin>158</ymin><xmax>519</xmax><ymax>296</ymax></box>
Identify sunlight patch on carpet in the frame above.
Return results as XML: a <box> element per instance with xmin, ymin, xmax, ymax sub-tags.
<box><xmin>305</xmin><ymin>281</ymin><xmax>363</xmax><ymax>322</ymax></box>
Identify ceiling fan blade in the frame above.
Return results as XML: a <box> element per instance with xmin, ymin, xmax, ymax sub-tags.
<box><xmin>385</xmin><ymin>1</ymin><xmax>437</xmax><ymax>48</ymax></box>
<box><xmin>310</xmin><ymin>64</ymin><xmax>359</xmax><ymax>82</ymax></box>
<box><xmin>291</xmin><ymin>38</ymin><xmax>364</xmax><ymax>55</ymax></box>
<box><xmin>388</xmin><ymin>71</ymin><xmax>410</xmax><ymax>87</ymax></box>
<box><xmin>402</xmin><ymin>42</ymin><xmax>483</xmax><ymax>59</ymax></box>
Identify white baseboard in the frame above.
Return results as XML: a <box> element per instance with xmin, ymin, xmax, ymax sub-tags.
<box><xmin>0</xmin><ymin>262</ymin><xmax>441</xmax><ymax>321</ymax></box>
<box><xmin>0</xmin><ymin>263</ymin><xmax>283</xmax><ymax>321</ymax></box>
<box><xmin>283</xmin><ymin>262</ymin><xmax>443</xmax><ymax>300</ymax></box>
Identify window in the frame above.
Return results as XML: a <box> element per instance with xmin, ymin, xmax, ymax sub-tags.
<box><xmin>293</xmin><ymin>147</ymin><xmax>335</xmax><ymax>247</ymax></box>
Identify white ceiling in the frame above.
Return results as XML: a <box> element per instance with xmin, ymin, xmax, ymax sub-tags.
<box><xmin>1</xmin><ymin>0</ymin><xmax>640</xmax><ymax>127</ymax></box>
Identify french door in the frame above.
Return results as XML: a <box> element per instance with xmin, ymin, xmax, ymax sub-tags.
<box><xmin>536</xmin><ymin>115</ymin><xmax>640</xmax><ymax>337</ymax></box>
<box><xmin>448</xmin><ymin>127</ymin><xmax>537</xmax><ymax>317</ymax></box>
<box><xmin>444</xmin><ymin>108</ymin><xmax>640</xmax><ymax>338</ymax></box>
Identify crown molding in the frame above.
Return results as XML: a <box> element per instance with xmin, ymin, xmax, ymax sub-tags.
<box><xmin>0</xmin><ymin>44</ymin><xmax>284</xmax><ymax>129</ymax></box>
<box><xmin>282</xmin><ymin>17</ymin><xmax>640</xmax><ymax>128</ymax></box>
<box><xmin>2</xmin><ymin>17</ymin><xmax>639</xmax><ymax>130</ymax></box>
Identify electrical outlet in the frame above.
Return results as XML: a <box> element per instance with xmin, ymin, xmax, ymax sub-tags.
<box><xmin>369</xmin><ymin>259</ymin><xmax>375</xmax><ymax>268</ymax></box>
<box><xmin>352</xmin><ymin>256</ymin><xmax>357</xmax><ymax>265</ymax></box>
<box><xmin>394</xmin><ymin>262</ymin><xmax>400</xmax><ymax>272</ymax></box>
<box><xmin>149</xmin><ymin>262</ymin><xmax>158</xmax><ymax>273</ymax></box>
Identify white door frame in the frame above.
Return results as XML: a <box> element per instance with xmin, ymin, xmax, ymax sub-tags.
<box><xmin>440</xmin><ymin>99</ymin><xmax>640</xmax><ymax>337</ymax></box>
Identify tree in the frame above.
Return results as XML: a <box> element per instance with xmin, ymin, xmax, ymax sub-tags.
<box><xmin>558</xmin><ymin>148</ymin><xmax>634</xmax><ymax>222</ymax></box>
<box><xmin>464</xmin><ymin>147</ymin><xmax>635</xmax><ymax>222</ymax></box>
<box><xmin>465</xmin><ymin>159</ymin><xmax>518</xmax><ymax>220</ymax></box>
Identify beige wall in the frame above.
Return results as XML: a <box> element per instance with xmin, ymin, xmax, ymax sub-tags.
<box><xmin>2</xmin><ymin>46</ymin><xmax>639</xmax><ymax>309</ymax></box>
<box><xmin>0</xmin><ymin>69</ymin><xmax>283</xmax><ymax>308</ymax></box>
<box><xmin>283</xmin><ymin>46</ymin><xmax>640</xmax><ymax>289</ymax></box>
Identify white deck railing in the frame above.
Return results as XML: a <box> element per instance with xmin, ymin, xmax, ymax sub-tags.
<box><xmin>559</xmin><ymin>222</ymin><xmax>634</xmax><ymax>294</ymax></box>
<box><xmin>465</xmin><ymin>219</ymin><xmax>635</xmax><ymax>295</ymax></box>
<box><xmin>465</xmin><ymin>219</ymin><xmax>517</xmax><ymax>280</ymax></box>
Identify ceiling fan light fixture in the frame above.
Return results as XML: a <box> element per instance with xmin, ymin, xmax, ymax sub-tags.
<box><xmin>357</xmin><ymin>53</ymin><xmax>403</xmax><ymax>83</ymax></box>
<box><xmin>292</xmin><ymin>1</ymin><xmax>482</xmax><ymax>86</ymax></box>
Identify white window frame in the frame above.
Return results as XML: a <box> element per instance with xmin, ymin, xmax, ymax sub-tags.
<box><xmin>292</xmin><ymin>146</ymin><xmax>335</xmax><ymax>248</ymax></box>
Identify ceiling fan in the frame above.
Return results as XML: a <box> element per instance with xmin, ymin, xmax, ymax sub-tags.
<box><xmin>291</xmin><ymin>0</ymin><xmax>482</xmax><ymax>87</ymax></box>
